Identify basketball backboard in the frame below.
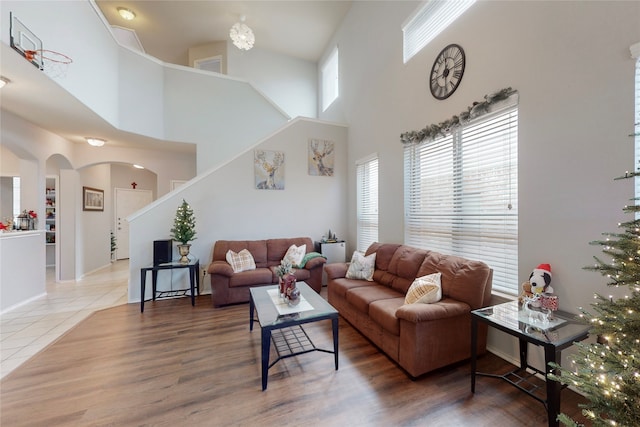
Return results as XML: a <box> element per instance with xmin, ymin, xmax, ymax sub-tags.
<box><xmin>10</xmin><ymin>12</ymin><xmax>43</xmax><ymax>70</ymax></box>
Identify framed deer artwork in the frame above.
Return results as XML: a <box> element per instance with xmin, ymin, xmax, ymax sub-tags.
<box><xmin>254</xmin><ymin>150</ymin><xmax>285</xmax><ymax>190</ymax></box>
<box><xmin>308</xmin><ymin>139</ymin><xmax>334</xmax><ymax>177</ymax></box>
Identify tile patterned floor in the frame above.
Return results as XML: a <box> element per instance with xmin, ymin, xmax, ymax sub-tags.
<box><xmin>0</xmin><ymin>260</ymin><xmax>129</xmax><ymax>379</ymax></box>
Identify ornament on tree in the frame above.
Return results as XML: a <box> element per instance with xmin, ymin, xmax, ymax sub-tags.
<box><xmin>548</xmin><ymin>123</ymin><xmax>640</xmax><ymax>426</ymax></box>
<box><xmin>170</xmin><ymin>199</ymin><xmax>197</xmax><ymax>245</ymax></box>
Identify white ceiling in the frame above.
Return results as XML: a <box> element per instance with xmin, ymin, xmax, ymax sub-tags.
<box><xmin>96</xmin><ymin>1</ymin><xmax>352</xmax><ymax>64</ymax></box>
<box><xmin>1</xmin><ymin>1</ymin><xmax>351</xmax><ymax>154</ymax></box>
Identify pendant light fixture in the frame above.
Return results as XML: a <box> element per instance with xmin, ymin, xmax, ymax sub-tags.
<box><xmin>229</xmin><ymin>15</ymin><xmax>255</xmax><ymax>51</ymax></box>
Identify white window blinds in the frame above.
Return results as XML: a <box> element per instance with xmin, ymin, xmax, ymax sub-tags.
<box><xmin>404</xmin><ymin>98</ymin><xmax>518</xmax><ymax>294</ymax></box>
<box><xmin>357</xmin><ymin>155</ymin><xmax>379</xmax><ymax>252</ymax></box>
<box><xmin>402</xmin><ymin>0</ymin><xmax>476</xmax><ymax>63</ymax></box>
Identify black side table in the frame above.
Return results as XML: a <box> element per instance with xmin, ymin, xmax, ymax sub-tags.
<box><xmin>140</xmin><ymin>258</ymin><xmax>200</xmax><ymax>312</ymax></box>
<box><xmin>470</xmin><ymin>300</ymin><xmax>590</xmax><ymax>427</ymax></box>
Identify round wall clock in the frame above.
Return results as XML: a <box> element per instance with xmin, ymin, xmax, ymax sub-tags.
<box><xmin>429</xmin><ymin>44</ymin><xmax>465</xmax><ymax>100</ymax></box>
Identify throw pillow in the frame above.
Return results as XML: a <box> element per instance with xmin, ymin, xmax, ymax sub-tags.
<box><xmin>283</xmin><ymin>244</ymin><xmax>306</xmax><ymax>267</ymax></box>
<box><xmin>226</xmin><ymin>249</ymin><xmax>256</xmax><ymax>273</ymax></box>
<box><xmin>404</xmin><ymin>272</ymin><xmax>442</xmax><ymax>304</ymax></box>
<box><xmin>345</xmin><ymin>251</ymin><xmax>376</xmax><ymax>281</ymax></box>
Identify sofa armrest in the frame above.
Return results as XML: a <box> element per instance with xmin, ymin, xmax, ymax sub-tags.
<box><xmin>208</xmin><ymin>260</ymin><xmax>234</xmax><ymax>277</ymax></box>
<box><xmin>395</xmin><ymin>299</ymin><xmax>471</xmax><ymax>323</ymax></box>
<box><xmin>303</xmin><ymin>256</ymin><xmax>326</xmax><ymax>270</ymax></box>
<box><xmin>325</xmin><ymin>262</ymin><xmax>349</xmax><ymax>280</ymax></box>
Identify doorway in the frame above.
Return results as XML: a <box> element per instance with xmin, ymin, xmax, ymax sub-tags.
<box><xmin>114</xmin><ymin>188</ymin><xmax>152</xmax><ymax>259</ymax></box>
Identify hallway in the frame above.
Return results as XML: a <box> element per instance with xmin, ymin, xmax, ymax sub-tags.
<box><xmin>1</xmin><ymin>260</ymin><xmax>129</xmax><ymax>379</ymax></box>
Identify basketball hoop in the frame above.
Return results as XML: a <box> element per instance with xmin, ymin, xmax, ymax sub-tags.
<box><xmin>24</xmin><ymin>49</ymin><xmax>72</xmax><ymax>79</ymax></box>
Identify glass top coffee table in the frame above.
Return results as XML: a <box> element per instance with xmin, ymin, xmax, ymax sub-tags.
<box><xmin>470</xmin><ymin>300</ymin><xmax>591</xmax><ymax>427</ymax></box>
<box><xmin>249</xmin><ymin>281</ymin><xmax>339</xmax><ymax>390</ymax></box>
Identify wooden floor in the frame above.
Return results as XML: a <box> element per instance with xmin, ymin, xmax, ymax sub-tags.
<box><xmin>0</xmin><ymin>294</ymin><xmax>587</xmax><ymax>427</ymax></box>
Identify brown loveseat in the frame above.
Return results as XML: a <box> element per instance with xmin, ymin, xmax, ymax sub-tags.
<box><xmin>208</xmin><ymin>237</ymin><xmax>326</xmax><ymax>307</ymax></box>
<box><xmin>325</xmin><ymin>242</ymin><xmax>493</xmax><ymax>378</ymax></box>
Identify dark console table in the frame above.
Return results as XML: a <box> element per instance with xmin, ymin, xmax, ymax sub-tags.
<box><xmin>140</xmin><ymin>258</ymin><xmax>200</xmax><ymax>312</ymax></box>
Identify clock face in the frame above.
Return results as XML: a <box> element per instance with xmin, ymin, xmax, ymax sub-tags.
<box><xmin>430</xmin><ymin>44</ymin><xmax>465</xmax><ymax>100</ymax></box>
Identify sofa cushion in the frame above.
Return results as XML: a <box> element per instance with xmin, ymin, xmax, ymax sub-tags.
<box><xmin>417</xmin><ymin>252</ymin><xmax>491</xmax><ymax>310</ymax></box>
<box><xmin>326</xmin><ymin>277</ymin><xmax>372</xmax><ymax>299</ymax></box>
<box><xmin>384</xmin><ymin>245</ymin><xmax>428</xmax><ymax>293</ymax></box>
<box><xmin>405</xmin><ymin>272</ymin><xmax>442</xmax><ymax>304</ymax></box>
<box><xmin>369</xmin><ymin>297</ymin><xmax>405</xmax><ymax>335</ymax></box>
<box><xmin>346</xmin><ymin>251</ymin><xmax>376</xmax><ymax>281</ymax></box>
<box><xmin>267</xmin><ymin>238</ymin><xmax>312</xmax><ymax>266</ymax></box>
<box><xmin>214</xmin><ymin>240</ymin><xmax>268</xmax><ymax>268</ymax></box>
<box><xmin>228</xmin><ymin>268</ymin><xmax>273</xmax><ymax>287</ymax></box>
<box><xmin>345</xmin><ymin>284</ymin><xmax>402</xmax><ymax>314</ymax></box>
<box><xmin>395</xmin><ymin>298</ymin><xmax>470</xmax><ymax>322</ymax></box>
<box><xmin>366</xmin><ymin>242</ymin><xmax>401</xmax><ymax>272</ymax></box>
<box><xmin>283</xmin><ymin>244</ymin><xmax>306</xmax><ymax>267</ymax></box>
<box><xmin>225</xmin><ymin>249</ymin><xmax>256</xmax><ymax>273</ymax></box>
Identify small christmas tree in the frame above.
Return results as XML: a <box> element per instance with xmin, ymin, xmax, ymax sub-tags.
<box><xmin>550</xmin><ymin>124</ymin><xmax>640</xmax><ymax>426</ymax></box>
<box><xmin>170</xmin><ymin>199</ymin><xmax>196</xmax><ymax>245</ymax></box>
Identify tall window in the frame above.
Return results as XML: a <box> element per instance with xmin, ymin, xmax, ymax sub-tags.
<box><xmin>402</xmin><ymin>0</ymin><xmax>476</xmax><ymax>63</ymax></box>
<box><xmin>404</xmin><ymin>97</ymin><xmax>518</xmax><ymax>295</ymax></box>
<box><xmin>357</xmin><ymin>154</ymin><xmax>379</xmax><ymax>252</ymax></box>
<box><xmin>322</xmin><ymin>46</ymin><xmax>339</xmax><ymax>111</ymax></box>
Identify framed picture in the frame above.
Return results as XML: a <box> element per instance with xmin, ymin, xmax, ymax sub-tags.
<box><xmin>254</xmin><ymin>150</ymin><xmax>285</xmax><ymax>190</ymax></box>
<box><xmin>308</xmin><ymin>139</ymin><xmax>334</xmax><ymax>176</ymax></box>
<box><xmin>83</xmin><ymin>186</ymin><xmax>104</xmax><ymax>211</ymax></box>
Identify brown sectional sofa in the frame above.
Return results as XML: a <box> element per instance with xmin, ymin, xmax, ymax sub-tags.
<box><xmin>325</xmin><ymin>242</ymin><xmax>493</xmax><ymax>378</ymax></box>
<box><xmin>208</xmin><ymin>237</ymin><xmax>326</xmax><ymax>307</ymax></box>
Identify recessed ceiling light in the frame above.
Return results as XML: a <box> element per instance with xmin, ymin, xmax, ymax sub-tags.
<box><xmin>85</xmin><ymin>137</ymin><xmax>106</xmax><ymax>147</ymax></box>
<box><xmin>133</xmin><ymin>164</ymin><xmax>144</xmax><ymax>169</ymax></box>
<box><xmin>117</xmin><ymin>7</ymin><xmax>136</xmax><ymax>21</ymax></box>
<box><xmin>0</xmin><ymin>76</ymin><xmax>9</xmax><ymax>88</ymax></box>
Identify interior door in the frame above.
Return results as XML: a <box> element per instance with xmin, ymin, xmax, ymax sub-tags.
<box><xmin>115</xmin><ymin>188</ymin><xmax>152</xmax><ymax>260</ymax></box>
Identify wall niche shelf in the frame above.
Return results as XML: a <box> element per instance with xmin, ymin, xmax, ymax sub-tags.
<box><xmin>45</xmin><ymin>177</ymin><xmax>57</xmax><ymax>266</ymax></box>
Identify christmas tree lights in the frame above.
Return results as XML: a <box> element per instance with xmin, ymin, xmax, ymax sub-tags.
<box><xmin>170</xmin><ymin>199</ymin><xmax>196</xmax><ymax>245</ymax></box>
<box><xmin>549</xmin><ymin>123</ymin><xmax>640</xmax><ymax>426</ymax></box>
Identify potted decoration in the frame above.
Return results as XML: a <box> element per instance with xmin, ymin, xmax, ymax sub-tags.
<box><xmin>275</xmin><ymin>259</ymin><xmax>293</xmax><ymax>298</ymax></box>
<box><xmin>170</xmin><ymin>199</ymin><xmax>197</xmax><ymax>263</ymax></box>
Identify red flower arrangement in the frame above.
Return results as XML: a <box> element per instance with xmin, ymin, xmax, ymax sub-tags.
<box><xmin>28</xmin><ymin>210</ymin><xmax>37</xmax><ymax>219</ymax></box>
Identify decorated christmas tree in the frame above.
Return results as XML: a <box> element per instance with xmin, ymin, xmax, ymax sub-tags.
<box><xmin>170</xmin><ymin>199</ymin><xmax>197</xmax><ymax>245</ymax></box>
<box><xmin>550</xmin><ymin>124</ymin><xmax>640</xmax><ymax>426</ymax></box>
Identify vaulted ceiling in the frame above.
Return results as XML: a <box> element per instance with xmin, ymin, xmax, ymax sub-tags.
<box><xmin>1</xmin><ymin>1</ymin><xmax>351</xmax><ymax>153</ymax></box>
<box><xmin>95</xmin><ymin>1</ymin><xmax>352</xmax><ymax>64</ymax></box>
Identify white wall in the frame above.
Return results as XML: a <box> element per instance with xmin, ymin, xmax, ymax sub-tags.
<box><xmin>0</xmin><ymin>111</ymin><xmax>196</xmax><ymax>281</ymax></box>
<box><xmin>110</xmin><ymin>164</ymin><xmax>157</xmax><ymax>200</ymax></box>
<box><xmin>128</xmin><ymin>118</ymin><xmax>348</xmax><ymax>302</ymax></box>
<box><xmin>162</xmin><ymin>66</ymin><xmax>290</xmax><ymax>173</ymax></box>
<box><xmin>1</xmin><ymin>0</ymin><xmax>121</xmax><ymax>126</ymax></box>
<box><xmin>78</xmin><ymin>164</ymin><xmax>112</xmax><ymax>275</ymax></box>
<box><xmin>320</xmin><ymin>1</ymin><xmax>639</xmax><ymax>367</ymax></box>
<box><xmin>228</xmin><ymin>44</ymin><xmax>318</xmax><ymax>119</ymax></box>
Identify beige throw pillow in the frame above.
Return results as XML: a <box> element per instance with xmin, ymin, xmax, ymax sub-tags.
<box><xmin>283</xmin><ymin>244</ymin><xmax>306</xmax><ymax>267</ymax></box>
<box><xmin>405</xmin><ymin>272</ymin><xmax>442</xmax><ymax>304</ymax></box>
<box><xmin>226</xmin><ymin>249</ymin><xmax>256</xmax><ymax>273</ymax></box>
<box><xmin>345</xmin><ymin>251</ymin><xmax>376</xmax><ymax>281</ymax></box>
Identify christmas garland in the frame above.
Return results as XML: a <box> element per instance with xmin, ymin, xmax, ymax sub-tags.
<box><xmin>400</xmin><ymin>87</ymin><xmax>517</xmax><ymax>145</ymax></box>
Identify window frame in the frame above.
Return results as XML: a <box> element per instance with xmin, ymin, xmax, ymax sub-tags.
<box><xmin>321</xmin><ymin>46</ymin><xmax>339</xmax><ymax>112</ymax></box>
<box><xmin>402</xmin><ymin>0</ymin><xmax>476</xmax><ymax>63</ymax></box>
<box><xmin>356</xmin><ymin>154</ymin><xmax>379</xmax><ymax>253</ymax></box>
<box><xmin>404</xmin><ymin>95</ymin><xmax>519</xmax><ymax>295</ymax></box>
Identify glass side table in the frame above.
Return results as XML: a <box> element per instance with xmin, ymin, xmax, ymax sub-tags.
<box><xmin>470</xmin><ymin>300</ymin><xmax>590</xmax><ymax>427</ymax></box>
